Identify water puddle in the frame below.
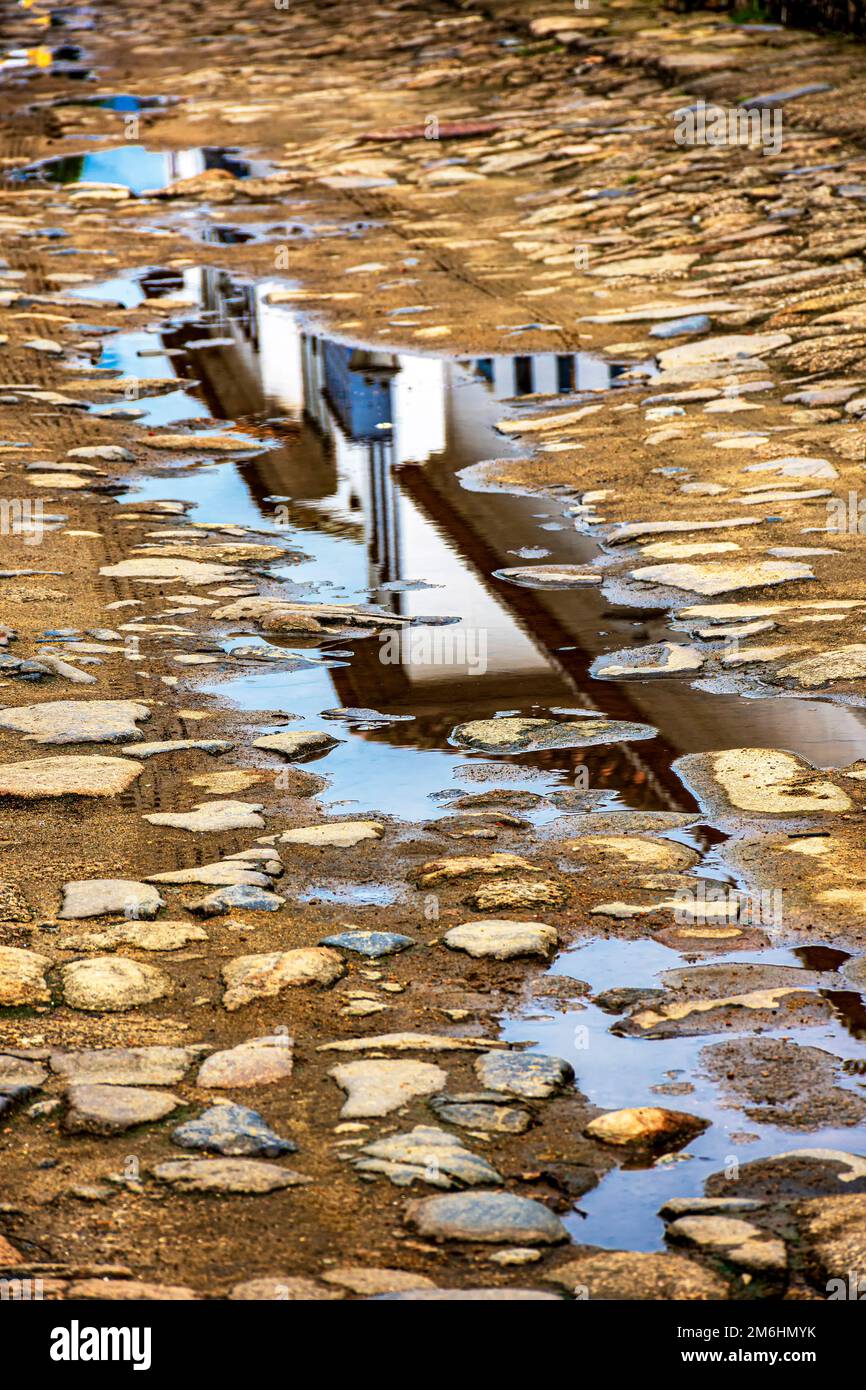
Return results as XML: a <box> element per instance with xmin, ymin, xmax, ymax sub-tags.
<box><xmin>74</xmin><ymin>264</ymin><xmax>866</xmax><ymax>804</ymax></box>
<box><xmin>46</xmin><ymin>93</ymin><xmax>177</xmax><ymax>112</ymax></box>
<box><xmin>12</xmin><ymin>145</ymin><xmax>269</xmax><ymax>195</ymax></box>
<box><xmin>72</xmin><ymin>260</ymin><xmax>866</xmax><ymax>1247</ymax></box>
<box><xmin>503</xmin><ymin>940</ymin><xmax>866</xmax><ymax>1249</ymax></box>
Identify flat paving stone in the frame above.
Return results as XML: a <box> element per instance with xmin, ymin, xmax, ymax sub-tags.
<box><xmin>321</xmin><ymin>1266</ymin><xmax>437</xmax><ymax>1295</ymax></box>
<box><xmin>545</xmin><ymin>1251</ymin><xmax>729</xmax><ymax>1300</ymax></box>
<box><xmin>0</xmin><ymin>699</ymin><xmax>151</xmax><ymax>745</ymax></box>
<box><xmin>443</xmin><ymin>919</ymin><xmax>557</xmax><ymax>960</ymax></box>
<box><xmin>147</xmin><ymin>863</ymin><xmax>271</xmax><ymax>887</ymax></box>
<box><xmin>253</xmin><ymin>730</ymin><xmax>341</xmax><ymax>760</ymax></box>
<box><xmin>474</xmin><ymin>1051</ymin><xmax>574</xmax><ymax>1099</ymax></box>
<box><xmin>370</xmin><ymin>1288</ymin><xmax>562</xmax><ymax>1300</ymax></box>
<box><xmin>122</xmin><ymin>739</ymin><xmax>233</xmax><ymax>758</ymax></box>
<box><xmin>151</xmin><ymin>1157</ymin><xmax>311</xmax><ymax>1194</ymax></box>
<box><xmin>0</xmin><ymin>1054</ymin><xmax>48</xmax><ymax>1090</ymax></box>
<box><xmin>172</xmin><ymin>1103</ymin><xmax>297</xmax><ymax>1157</ymax></box>
<box><xmin>64</xmin><ymin>1083</ymin><xmax>179</xmax><ymax>1134</ymax></box>
<box><xmin>59</xmin><ymin>879</ymin><xmax>165</xmax><ymax>921</ymax></box>
<box><xmin>60</xmin><ymin>957</ymin><xmax>173</xmax><ymax>1012</ymax></box>
<box><xmin>190</xmin><ymin>883</ymin><xmax>285</xmax><ymax>915</ymax></box>
<box><xmin>0</xmin><ymin>755</ymin><xmax>143</xmax><ymax>798</ymax></box>
<box><xmin>352</xmin><ymin>1124</ymin><xmax>501</xmax><ymax>1188</ymax></box>
<box><xmin>0</xmin><ymin>946</ymin><xmax>51</xmax><ymax>1006</ymax></box>
<box><xmin>666</xmin><ymin>1215</ymin><xmax>787</xmax><ymax>1273</ymax></box>
<box><xmin>229</xmin><ymin>1277</ymin><xmax>342</xmax><ymax>1300</ymax></box>
<box><xmin>144</xmin><ymin>799</ymin><xmax>265</xmax><ymax>832</ymax></box>
<box><xmin>67</xmin><ymin>1280</ymin><xmax>199</xmax><ymax>1301</ymax></box>
<box><xmin>101</xmin><ymin>558</ymin><xmax>236</xmax><ymax>585</ymax></box>
<box><xmin>60</xmin><ymin>921</ymin><xmax>208</xmax><ymax>953</ymax></box>
<box><xmin>404</xmin><ymin>1190</ymin><xmax>568</xmax><ymax>1244</ymax></box>
<box><xmin>279</xmin><ymin>821</ymin><xmax>383</xmax><ymax>848</ymax></box>
<box><xmin>50</xmin><ymin>1046</ymin><xmax>199</xmax><ymax>1087</ymax></box>
<box><xmin>196</xmin><ymin>1035</ymin><xmax>294</xmax><ymax>1088</ymax></box>
<box><xmin>319</xmin><ymin>930</ymin><xmax>413</xmax><ymax>958</ymax></box>
<box><xmin>450</xmin><ymin>716</ymin><xmax>656</xmax><ymax>753</ymax></box>
<box><xmin>222</xmin><ymin>948</ymin><xmax>344</xmax><ymax>1010</ymax></box>
<box><xmin>329</xmin><ymin>1059</ymin><xmax>448</xmax><ymax>1118</ymax></box>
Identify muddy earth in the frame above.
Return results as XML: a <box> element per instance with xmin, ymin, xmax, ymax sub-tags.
<box><xmin>1</xmin><ymin>0</ymin><xmax>866</xmax><ymax>1304</ymax></box>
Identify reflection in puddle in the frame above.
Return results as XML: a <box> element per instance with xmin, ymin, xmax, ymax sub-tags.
<box><xmin>47</xmin><ymin>93</ymin><xmax>176</xmax><ymax>112</ymax></box>
<box><xmin>71</xmin><ymin>263</ymin><xmax>866</xmax><ymax>804</ymax></box>
<box><xmin>14</xmin><ymin>145</ymin><xmax>267</xmax><ymax>195</ymax></box>
<box><xmin>77</xmin><ymin>264</ymin><xmax>866</xmax><ymax>798</ymax></box>
<box><xmin>74</xmin><ymin>260</ymin><xmax>866</xmax><ymax>1249</ymax></box>
<box><xmin>299</xmin><ymin>883</ymin><xmax>403</xmax><ymax>906</ymax></box>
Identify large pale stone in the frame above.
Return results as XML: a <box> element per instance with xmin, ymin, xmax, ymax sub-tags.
<box><xmin>494</xmin><ymin>565</ymin><xmax>601</xmax><ymax>589</ymax></box>
<box><xmin>127</xmin><ymin>739</ymin><xmax>233</xmax><ymax>758</ymax></box>
<box><xmin>229</xmin><ymin>1277</ymin><xmax>341</xmax><ymax>1300</ymax></box>
<box><xmin>278</xmin><ymin>821</ymin><xmax>383</xmax><ymax>848</ymax></box>
<box><xmin>100</xmin><ymin>558</ymin><xmax>236</xmax><ymax>585</ymax></box>
<box><xmin>60</xmin><ymin>957</ymin><xmax>173</xmax><ymax>1012</ymax></box>
<box><xmin>590</xmin><ymin>252</ymin><xmax>698</xmax><ymax>279</ymax></box>
<box><xmin>657</xmin><ymin>333</ymin><xmax>791</xmax><ymax>371</ymax></box>
<box><xmin>222</xmin><ymin>948</ymin><xmax>344</xmax><ymax>1010</ymax></box>
<box><xmin>253</xmin><ymin>730</ymin><xmax>341</xmax><ymax>760</ymax></box>
<box><xmin>415</xmin><ymin>854</ymin><xmax>541</xmax><ymax>887</ymax></box>
<box><xmin>566</xmin><ymin>835</ymin><xmax>698</xmax><ymax>870</ymax></box>
<box><xmin>196</xmin><ymin>1035</ymin><xmax>294</xmax><ymax>1088</ymax></box>
<box><xmin>0</xmin><ymin>700</ymin><xmax>150</xmax><ymax>745</ymax></box>
<box><xmin>443</xmin><ymin>920</ymin><xmax>557</xmax><ymax>960</ymax></box>
<box><xmin>666</xmin><ymin>1215</ymin><xmax>787</xmax><ymax>1272</ymax></box>
<box><xmin>59</xmin><ymin>920</ymin><xmax>207</xmax><ymax>953</ymax></box>
<box><xmin>470</xmin><ymin>878</ymin><xmax>566</xmax><ymax>912</ymax></box>
<box><xmin>776</xmin><ymin>646</ymin><xmax>866</xmax><ymax>688</ymax></box>
<box><xmin>143</xmin><ymin>799</ymin><xmax>265</xmax><ymax>832</ymax></box>
<box><xmin>59</xmin><ymin>879</ymin><xmax>165</xmax><ymax>921</ymax></box>
<box><xmin>0</xmin><ymin>946</ymin><xmax>51</xmax><ymax>1007</ymax></box>
<box><xmin>0</xmin><ymin>755</ymin><xmax>143</xmax><ymax>798</ymax></box>
<box><xmin>64</xmin><ymin>1084</ymin><xmax>179</xmax><ymax>1134</ymax></box>
<box><xmin>630</xmin><ymin>560</ymin><xmax>813</xmax><ymax>596</ymax></box>
<box><xmin>147</xmin><ymin>863</ymin><xmax>270</xmax><ymax>887</ymax></box>
<box><xmin>151</xmin><ymin>1158</ymin><xmax>310</xmax><ymax>1194</ymax></box>
<box><xmin>353</xmin><ymin>1125</ymin><xmax>501</xmax><ymax>1188</ymax></box>
<box><xmin>450</xmin><ymin>716</ymin><xmax>654</xmax><ymax>754</ymax></box>
<box><xmin>321</xmin><ymin>1267</ymin><xmax>435</xmax><ymax>1295</ymax></box>
<box><xmin>50</xmin><ymin>1046</ymin><xmax>197</xmax><ymax>1087</ymax></box>
<box><xmin>590</xmin><ymin>643</ymin><xmax>703</xmax><ymax>679</ymax></box>
<box><xmin>546</xmin><ymin>1251</ymin><xmax>729</xmax><ymax>1299</ymax></box>
<box><xmin>329</xmin><ymin>1059</ymin><xmax>448</xmax><ymax>1117</ymax></box>
<box><xmin>405</xmin><ymin>1191</ymin><xmax>568</xmax><ymax>1244</ymax></box>
<box><xmin>134</xmin><ymin>542</ymin><xmax>283</xmax><ymax>564</ymax></box>
<box><xmin>66</xmin><ymin>1280</ymin><xmax>198</xmax><ymax>1301</ymax></box>
<box><xmin>320</xmin><ymin>1033</ymin><xmax>505</xmax><ymax>1055</ymax></box>
<box><xmin>608</xmin><ymin>518</ymin><xmax>762</xmax><ymax>545</ymax></box>
<box><xmin>676</xmin><ymin>748</ymin><xmax>852</xmax><ymax>816</ymax></box>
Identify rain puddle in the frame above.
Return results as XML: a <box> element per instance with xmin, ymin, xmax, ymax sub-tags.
<box><xmin>176</xmin><ymin>214</ymin><xmax>381</xmax><ymax>247</ymax></box>
<box><xmin>12</xmin><ymin>145</ymin><xmax>269</xmax><ymax>195</ymax></box>
<box><xmin>72</xmin><ymin>261</ymin><xmax>866</xmax><ymax>1247</ymax></box>
<box><xmin>46</xmin><ymin>93</ymin><xmax>177</xmax><ymax>112</ymax></box>
<box><xmin>73</xmin><ymin>262</ymin><xmax>866</xmax><ymax>811</ymax></box>
<box><xmin>503</xmin><ymin>939</ymin><xmax>866</xmax><ymax>1250</ymax></box>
